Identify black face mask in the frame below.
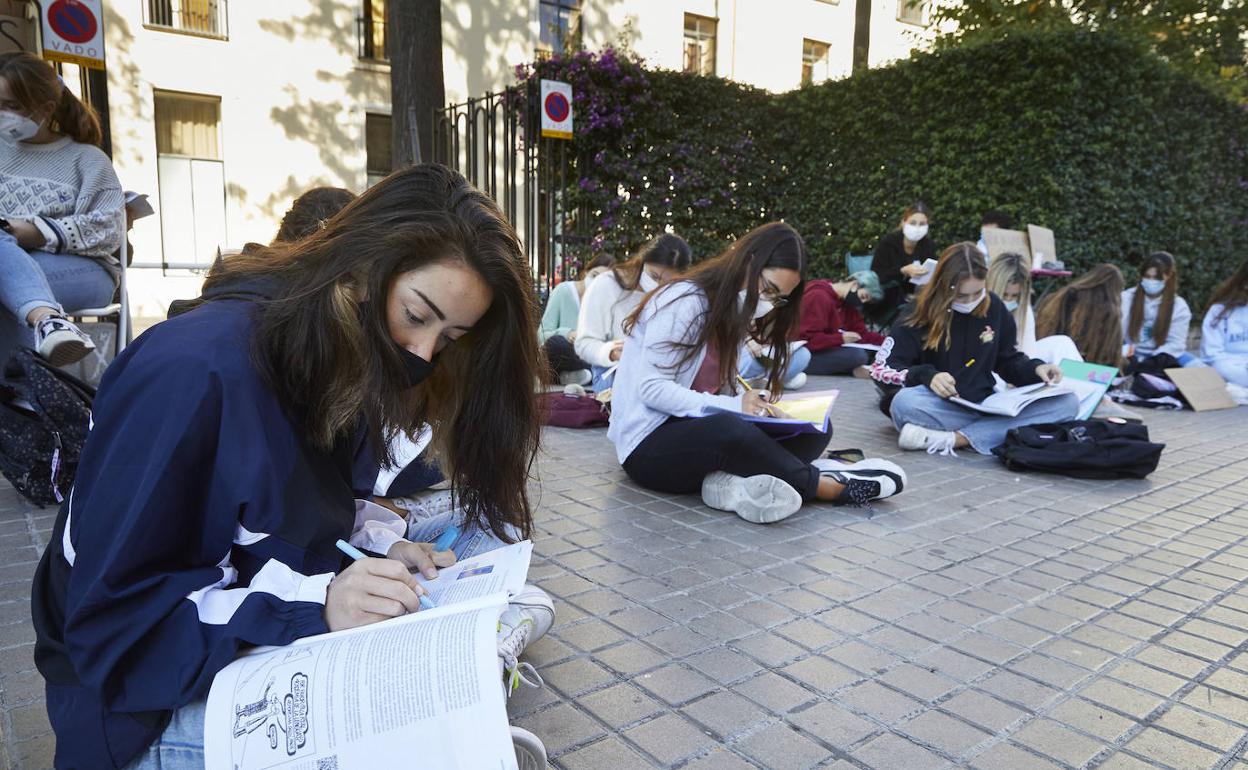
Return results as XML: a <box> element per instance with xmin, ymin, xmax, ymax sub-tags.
<box><xmin>844</xmin><ymin>293</ymin><xmax>864</xmax><ymax>311</ymax></box>
<box><xmin>397</xmin><ymin>346</ymin><xmax>435</xmax><ymax>387</ymax></box>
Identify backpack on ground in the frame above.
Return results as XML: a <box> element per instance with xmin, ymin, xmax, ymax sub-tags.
<box><xmin>0</xmin><ymin>348</ymin><xmax>94</xmax><ymax>506</ymax></box>
<box><xmin>991</xmin><ymin>419</ymin><xmax>1163</xmax><ymax>479</ymax></box>
<box><xmin>540</xmin><ymin>391</ymin><xmax>609</xmax><ymax>428</ymax></box>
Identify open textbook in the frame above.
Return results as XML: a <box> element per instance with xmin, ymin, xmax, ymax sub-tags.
<box><xmin>908</xmin><ymin>258</ymin><xmax>939</xmax><ymax>287</ymax></box>
<box><xmin>952</xmin><ymin>382</ymin><xmax>1074</xmax><ymax>417</ymax></box>
<box><xmin>713</xmin><ymin>389</ymin><xmax>839</xmax><ymax>436</ymax></box>
<box><xmin>204</xmin><ymin>542</ymin><xmax>532</xmax><ymax>770</ymax></box>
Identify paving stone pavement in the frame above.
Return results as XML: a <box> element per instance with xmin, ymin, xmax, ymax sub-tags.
<box><xmin>2</xmin><ymin>376</ymin><xmax>1248</xmax><ymax>769</ymax></box>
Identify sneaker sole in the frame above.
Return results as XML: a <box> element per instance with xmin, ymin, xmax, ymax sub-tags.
<box><xmin>511</xmin><ymin>728</ymin><xmax>548</xmax><ymax>770</ymax></box>
<box><xmin>702</xmin><ymin>472</ymin><xmax>803</xmax><ymax>524</ymax></box>
<box><xmin>897</xmin><ymin>423</ymin><xmax>928</xmax><ymax>451</ymax></box>
<box><xmin>41</xmin><ymin>338</ymin><xmax>92</xmax><ymax>367</ymax></box>
<box><xmin>835</xmin><ymin>458</ymin><xmax>907</xmax><ymax>494</ymax></box>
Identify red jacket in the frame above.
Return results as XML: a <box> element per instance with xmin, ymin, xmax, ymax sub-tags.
<box><xmin>798</xmin><ymin>280</ymin><xmax>885</xmax><ymax>351</ymax></box>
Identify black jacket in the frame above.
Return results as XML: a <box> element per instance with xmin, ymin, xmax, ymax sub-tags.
<box><xmin>871</xmin><ymin>293</ymin><xmax>1044</xmax><ymax>403</ymax></box>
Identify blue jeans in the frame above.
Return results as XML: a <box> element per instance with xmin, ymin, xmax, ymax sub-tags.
<box><xmin>122</xmin><ymin>697</ymin><xmax>206</xmax><ymax>769</ymax></box>
<box><xmin>890</xmin><ymin>385</ymin><xmax>1081</xmax><ymax>454</ymax></box>
<box><xmin>739</xmin><ymin>345</ymin><xmax>812</xmax><ymax>383</ymax></box>
<box><xmin>405</xmin><ymin>500</ymin><xmax>516</xmax><ymax>561</ymax></box>
<box><xmin>591</xmin><ymin>364</ymin><xmax>614</xmax><ymax>392</ymax></box>
<box><xmin>0</xmin><ymin>233</ymin><xmax>115</xmax><ymax>359</ymax></box>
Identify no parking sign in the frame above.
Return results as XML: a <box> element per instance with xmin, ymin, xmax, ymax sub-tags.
<box><xmin>540</xmin><ymin>79</ymin><xmax>572</xmax><ymax>140</ymax></box>
<box><xmin>42</xmin><ymin>0</ymin><xmax>106</xmax><ymax>69</ymax></box>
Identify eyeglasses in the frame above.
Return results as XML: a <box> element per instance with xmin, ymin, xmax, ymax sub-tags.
<box><xmin>759</xmin><ymin>278</ymin><xmax>790</xmax><ymax>308</ymax></box>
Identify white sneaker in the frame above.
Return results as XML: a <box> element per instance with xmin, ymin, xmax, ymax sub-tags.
<box><xmin>784</xmin><ymin>372</ymin><xmax>807</xmax><ymax>390</ymax></box>
<box><xmin>511</xmin><ymin>726</ymin><xmax>548</xmax><ymax>769</ymax></box>
<box><xmin>559</xmin><ymin>369</ymin><xmax>592</xmax><ymax>387</ymax></box>
<box><xmin>701</xmin><ymin>471</ymin><xmax>802</xmax><ymax>524</ymax></box>
<box><xmin>34</xmin><ymin>313</ymin><xmax>95</xmax><ymax>366</ymax></box>
<box><xmin>815</xmin><ymin>458</ymin><xmax>907</xmax><ymax>506</ymax></box>
<box><xmin>498</xmin><ymin>585</ymin><xmax>555</xmax><ymax>697</ymax></box>
<box><xmin>898</xmin><ymin>423</ymin><xmax>959</xmax><ymax>456</ymax></box>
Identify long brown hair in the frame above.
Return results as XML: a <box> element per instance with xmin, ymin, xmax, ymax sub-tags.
<box><xmin>274</xmin><ymin>187</ymin><xmax>356</xmax><ymax>243</ymax></box>
<box><xmin>1209</xmin><ymin>258</ymin><xmax>1248</xmax><ymax>323</ymax></box>
<box><xmin>907</xmin><ymin>243</ymin><xmax>988</xmax><ymax>350</ymax></box>
<box><xmin>0</xmin><ymin>52</ymin><xmax>102</xmax><ymax>146</ymax></box>
<box><xmin>986</xmin><ymin>252</ymin><xmax>1032</xmax><ymax>341</ymax></box>
<box><xmin>610</xmin><ymin>232</ymin><xmax>692</xmax><ymax>290</ymax></box>
<box><xmin>1127</xmin><ymin>251</ymin><xmax>1179</xmax><ymax>347</ymax></box>
<box><xmin>625</xmin><ymin>222</ymin><xmax>808</xmax><ymax>396</ymax></box>
<box><xmin>208</xmin><ymin>164</ymin><xmax>541</xmax><ymax>540</ymax></box>
<box><xmin>1034</xmin><ymin>263</ymin><xmax>1125</xmax><ymax>367</ymax></box>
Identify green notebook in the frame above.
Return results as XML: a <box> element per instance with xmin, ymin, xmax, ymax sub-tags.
<box><xmin>1059</xmin><ymin>359</ymin><xmax>1119</xmax><ymax>419</ymax></box>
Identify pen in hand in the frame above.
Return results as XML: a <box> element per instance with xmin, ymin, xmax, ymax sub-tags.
<box><xmin>736</xmin><ymin>374</ymin><xmax>776</xmax><ymax>416</ymax></box>
<box><xmin>335</xmin><ymin>539</ymin><xmax>437</xmax><ymax>611</ymax></box>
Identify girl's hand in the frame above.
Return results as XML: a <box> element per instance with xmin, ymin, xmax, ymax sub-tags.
<box><xmin>745</xmin><ymin>338</ymin><xmax>765</xmax><ymax>357</ymax></box>
<box><xmin>567</xmin><ymin>330</ymin><xmax>577</xmax><ymax>343</ymax></box>
<box><xmin>901</xmin><ymin>263</ymin><xmax>928</xmax><ymax>278</ymax></box>
<box><xmin>608</xmin><ymin>340</ymin><xmax>624</xmax><ymax>362</ymax></box>
<box><xmin>8</xmin><ymin>219</ymin><xmax>44</xmax><ymax>250</ymax></box>
<box><xmin>929</xmin><ymin>372</ymin><xmax>959</xmax><ymax>399</ymax></box>
<box><xmin>325</xmin><ymin>558</ymin><xmax>426</xmax><ymax>631</ymax></box>
<box><xmin>1036</xmin><ymin>364</ymin><xmax>1063</xmax><ymax>384</ymax></box>
<box><xmin>741</xmin><ymin>389</ymin><xmax>774</xmax><ymax>416</ymax></box>
<box><xmin>841</xmin><ymin>331</ymin><xmax>861</xmax><ymax>344</ymax></box>
<box><xmin>387</xmin><ymin>540</ymin><xmax>457</xmax><ymax>580</ymax></box>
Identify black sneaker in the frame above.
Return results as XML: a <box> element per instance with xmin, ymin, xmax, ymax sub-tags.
<box><xmin>814</xmin><ymin>458</ymin><xmax>906</xmax><ymax>506</ymax></box>
<box><xmin>34</xmin><ymin>313</ymin><xmax>95</xmax><ymax>366</ymax></box>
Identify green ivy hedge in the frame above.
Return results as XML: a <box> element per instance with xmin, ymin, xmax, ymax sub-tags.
<box><xmin>521</xmin><ymin>30</ymin><xmax>1247</xmax><ymax>310</ymax></box>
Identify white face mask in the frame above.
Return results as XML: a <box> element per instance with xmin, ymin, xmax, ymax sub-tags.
<box><xmin>1140</xmin><ymin>278</ymin><xmax>1165</xmax><ymax>297</ymax></box>
<box><xmin>951</xmin><ymin>289</ymin><xmax>985</xmax><ymax>314</ymax></box>
<box><xmin>639</xmin><ymin>270</ymin><xmax>659</xmax><ymax>292</ymax></box>
<box><xmin>903</xmin><ymin>223</ymin><xmax>928</xmax><ymax>242</ymax></box>
<box><xmin>0</xmin><ymin>111</ymin><xmax>41</xmax><ymax>144</ymax></box>
<box><xmin>1004</xmin><ymin>299</ymin><xmax>1020</xmax><ymax>312</ymax></box>
<box><xmin>738</xmin><ymin>290</ymin><xmax>774</xmax><ymax>319</ymax></box>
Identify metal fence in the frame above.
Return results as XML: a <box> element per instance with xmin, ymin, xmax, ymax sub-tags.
<box><xmin>144</xmin><ymin>0</ymin><xmax>228</xmax><ymax>39</ymax></box>
<box><xmin>432</xmin><ymin>84</ymin><xmax>588</xmax><ymax>295</ymax></box>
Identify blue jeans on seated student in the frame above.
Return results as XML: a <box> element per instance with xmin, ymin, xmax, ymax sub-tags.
<box><xmin>590</xmin><ymin>364</ymin><xmax>614</xmax><ymax>392</ymax></box>
<box><xmin>0</xmin><ymin>234</ymin><xmax>115</xmax><ymax>359</ymax></box>
<box><xmin>122</xmin><ymin>697</ymin><xmax>206</xmax><ymax>770</ymax></box>
<box><xmin>739</xmin><ymin>345</ymin><xmax>811</xmax><ymax>383</ymax></box>
<box><xmin>890</xmin><ymin>385</ymin><xmax>1080</xmax><ymax>455</ymax></box>
<box><xmin>405</xmin><ymin>497</ymin><xmax>516</xmax><ymax>561</ymax></box>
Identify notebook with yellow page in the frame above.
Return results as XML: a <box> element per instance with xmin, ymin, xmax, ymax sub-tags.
<box><xmin>713</xmin><ymin>389</ymin><xmax>839</xmax><ymax>437</ymax></box>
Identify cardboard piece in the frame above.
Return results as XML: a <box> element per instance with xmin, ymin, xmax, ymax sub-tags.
<box><xmin>1027</xmin><ymin>225</ymin><xmax>1057</xmax><ymax>271</ymax></box>
<box><xmin>1164</xmin><ymin>367</ymin><xmax>1238</xmax><ymax>412</ymax></box>
<box><xmin>982</xmin><ymin>228</ymin><xmax>1031</xmax><ymax>264</ymax></box>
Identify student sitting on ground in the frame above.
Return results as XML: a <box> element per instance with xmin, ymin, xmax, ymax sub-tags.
<box><xmin>1202</xmin><ymin>258</ymin><xmax>1248</xmax><ymax>387</ymax></box>
<box><xmin>739</xmin><ymin>336</ymin><xmax>811</xmax><ymax>390</ymax></box>
<box><xmin>0</xmin><ymin>52</ymin><xmax>124</xmax><ymax>366</ymax></box>
<box><xmin>872</xmin><ymin>243</ymin><xmax>1079</xmax><ymax>456</ymax></box>
<box><xmin>868</xmin><ymin>201</ymin><xmax>935</xmax><ymax>328</ymax></box>
<box><xmin>986</xmin><ymin>252</ymin><xmax>1082</xmax><ymax>364</ymax></box>
<box><xmin>607</xmin><ymin>221</ymin><xmax>906</xmax><ymax>524</ymax></box>
<box><xmin>975</xmin><ymin>209</ymin><xmax>1012</xmax><ymax>259</ymax></box>
<box><xmin>798</xmin><ymin>269</ymin><xmax>885</xmax><ymax>377</ymax></box>
<box><xmin>576</xmin><ymin>233</ymin><xmax>692</xmax><ymax>391</ymax></box>
<box><xmin>31</xmin><ymin>165</ymin><xmax>552</xmax><ymax>769</ymax></box>
<box><xmin>1122</xmin><ymin>251</ymin><xmax>1196</xmax><ymax>369</ymax></box>
<box><xmin>1033</xmin><ymin>264</ymin><xmax>1126</xmax><ymax>368</ymax></box>
<box><xmin>540</xmin><ymin>255</ymin><xmax>613</xmax><ymax>386</ymax></box>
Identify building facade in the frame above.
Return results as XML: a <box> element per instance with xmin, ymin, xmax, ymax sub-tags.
<box><xmin>9</xmin><ymin>1</ymin><xmax>934</xmax><ymax>320</ymax></box>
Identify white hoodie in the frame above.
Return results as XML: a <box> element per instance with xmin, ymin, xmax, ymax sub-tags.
<box><xmin>574</xmin><ymin>269</ymin><xmax>657</xmax><ymax>367</ymax></box>
<box><xmin>1121</xmin><ymin>287</ymin><xmax>1191</xmax><ymax>359</ymax></box>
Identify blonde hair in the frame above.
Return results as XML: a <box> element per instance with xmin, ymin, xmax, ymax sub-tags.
<box><xmin>908</xmin><ymin>243</ymin><xmax>988</xmax><ymax>350</ymax></box>
<box><xmin>986</xmin><ymin>252</ymin><xmax>1031</xmax><ymax>341</ymax></box>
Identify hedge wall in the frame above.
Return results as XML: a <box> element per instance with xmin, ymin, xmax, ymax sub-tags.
<box><xmin>521</xmin><ymin>31</ymin><xmax>1248</xmax><ymax>310</ymax></box>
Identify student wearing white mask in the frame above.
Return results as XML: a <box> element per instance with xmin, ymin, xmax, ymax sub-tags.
<box><xmin>872</xmin><ymin>243</ymin><xmax>1078</xmax><ymax>456</ymax></box>
<box><xmin>607</xmin><ymin>222</ymin><xmax>906</xmax><ymax>524</ymax></box>
<box><xmin>868</xmin><ymin>202</ymin><xmax>936</xmax><ymax>327</ymax></box>
<box><xmin>575</xmin><ymin>232</ymin><xmax>692</xmax><ymax>391</ymax></box>
<box><xmin>985</xmin><ymin>252</ymin><xmax>1081</xmax><ymax>365</ymax></box>
<box><xmin>1121</xmin><ymin>251</ymin><xmax>1196</xmax><ymax>369</ymax></box>
<box><xmin>0</xmin><ymin>52</ymin><xmax>123</xmax><ymax>366</ymax></box>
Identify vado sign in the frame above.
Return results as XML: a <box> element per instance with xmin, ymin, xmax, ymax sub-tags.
<box><xmin>539</xmin><ymin>79</ymin><xmax>572</xmax><ymax>140</ymax></box>
<box><xmin>41</xmin><ymin>0</ymin><xmax>105</xmax><ymax>69</ymax></box>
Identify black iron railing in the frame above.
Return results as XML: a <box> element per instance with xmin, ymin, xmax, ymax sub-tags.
<box><xmin>144</xmin><ymin>0</ymin><xmax>228</xmax><ymax>39</ymax></box>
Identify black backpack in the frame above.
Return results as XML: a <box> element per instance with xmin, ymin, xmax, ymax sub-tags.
<box><xmin>992</xmin><ymin>420</ymin><xmax>1163</xmax><ymax>479</ymax></box>
<box><xmin>0</xmin><ymin>348</ymin><xmax>94</xmax><ymax>506</ymax></box>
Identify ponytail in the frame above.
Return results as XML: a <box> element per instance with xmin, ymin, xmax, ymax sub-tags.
<box><xmin>51</xmin><ymin>87</ymin><xmax>102</xmax><ymax>147</ymax></box>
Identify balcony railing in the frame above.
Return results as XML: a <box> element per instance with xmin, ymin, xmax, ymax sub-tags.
<box><xmin>144</xmin><ymin>0</ymin><xmax>228</xmax><ymax>39</ymax></box>
<box><xmin>357</xmin><ymin>17</ymin><xmax>388</xmax><ymax>62</ymax></box>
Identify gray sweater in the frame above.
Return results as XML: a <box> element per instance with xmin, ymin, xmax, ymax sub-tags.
<box><xmin>0</xmin><ymin>135</ymin><xmax>124</xmax><ymax>259</ymax></box>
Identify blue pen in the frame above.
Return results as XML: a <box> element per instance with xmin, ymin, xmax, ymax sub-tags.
<box><xmin>335</xmin><ymin>539</ymin><xmax>437</xmax><ymax>611</ymax></box>
<box><xmin>433</xmin><ymin>525</ymin><xmax>460</xmax><ymax>552</ymax></box>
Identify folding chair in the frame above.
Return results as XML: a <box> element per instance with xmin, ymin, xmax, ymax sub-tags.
<box><xmin>65</xmin><ymin>234</ymin><xmax>131</xmax><ymax>360</ymax></box>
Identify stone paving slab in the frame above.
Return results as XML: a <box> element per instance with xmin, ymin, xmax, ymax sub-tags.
<box><xmin>2</xmin><ymin>375</ymin><xmax>1247</xmax><ymax>769</ymax></box>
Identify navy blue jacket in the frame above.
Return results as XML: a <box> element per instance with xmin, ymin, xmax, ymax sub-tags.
<box><xmin>32</xmin><ymin>298</ymin><xmax>360</xmax><ymax>769</ymax></box>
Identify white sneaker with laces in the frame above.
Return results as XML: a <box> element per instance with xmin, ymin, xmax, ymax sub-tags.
<box><xmin>898</xmin><ymin>423</ymin><xmax>959</xmax><ymax>456</ymax></box>
<box><xmin>559</xmin><ymin>369</ymin><xmax>592</xmax><ymax>387</ymax></box>
<box><xmin>498</xmin><ymin>585</ymin><xmax>554</xmax><ymax>697</ymax></box>
<box><xmin>814</xmin><ymin>458</ymin><xmax>907</xmax><ymax>506</ymax></box>
<box><xmin>511</xmin><ymin>726</ymin><xmax>548</xmax><ymax>769</ymax></box>
<box><xmin>784</xmin><ymin>372</ymin><xmax>807</xmax><ymax>390</ymax></box>
<box><xmin>701</xmin><ymin>471</ymin><xmax>803</xmax><ymax>524</ymax></box>
<box><xmin>34</xmin><ymin>313</ymin><xmax>95</xmax><ymax>366</ymax></box>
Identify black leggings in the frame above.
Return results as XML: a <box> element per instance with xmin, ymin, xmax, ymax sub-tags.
<box><xmin>807</xmin><ymin>347</ymin><xmax>872</xmax><ymax>376</ymax></box>
<box><xmin>622</xmin><ymin>413</ymin><xmax>831</xmax><ymax>501</ymax></box>
<box><xmin>544</xmin><ymin>334</ymin><xmax>590</xmax><ymax>378</ymax></box>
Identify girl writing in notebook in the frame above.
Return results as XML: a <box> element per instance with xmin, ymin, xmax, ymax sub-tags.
<box><xmin>872</xmin><ymin>243</ymin><xmax>1079</xmax><ymax>456</ymax></box>
<box><xmin>607</xmin><ymin>222</ymin><xmax>906</xmax><ymax>525</ymax></box>
<box><xmin>1121</xmin><ymin>251</ymin><xmax>1196</xmax><ymax>369</ymax></box>
<box><xmin>575</xmin><ymin>232</ymin><xmax>692</xmax><ymax>390</ymax></box>
<box><xmin>798</xmin><ymin>269</ymin><xmax>886</xmax><ymax>377</ymax></box>
<box><xmin>32</xmin><ymin>166</ymin><xmax>551</xmax><ymax>769</ymax></box>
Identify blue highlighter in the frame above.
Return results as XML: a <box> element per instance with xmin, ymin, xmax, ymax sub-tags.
<box><xmin>433</xmin><ymin>525</ymin><xmax>460</xmax><ymax>552</ymax></box>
